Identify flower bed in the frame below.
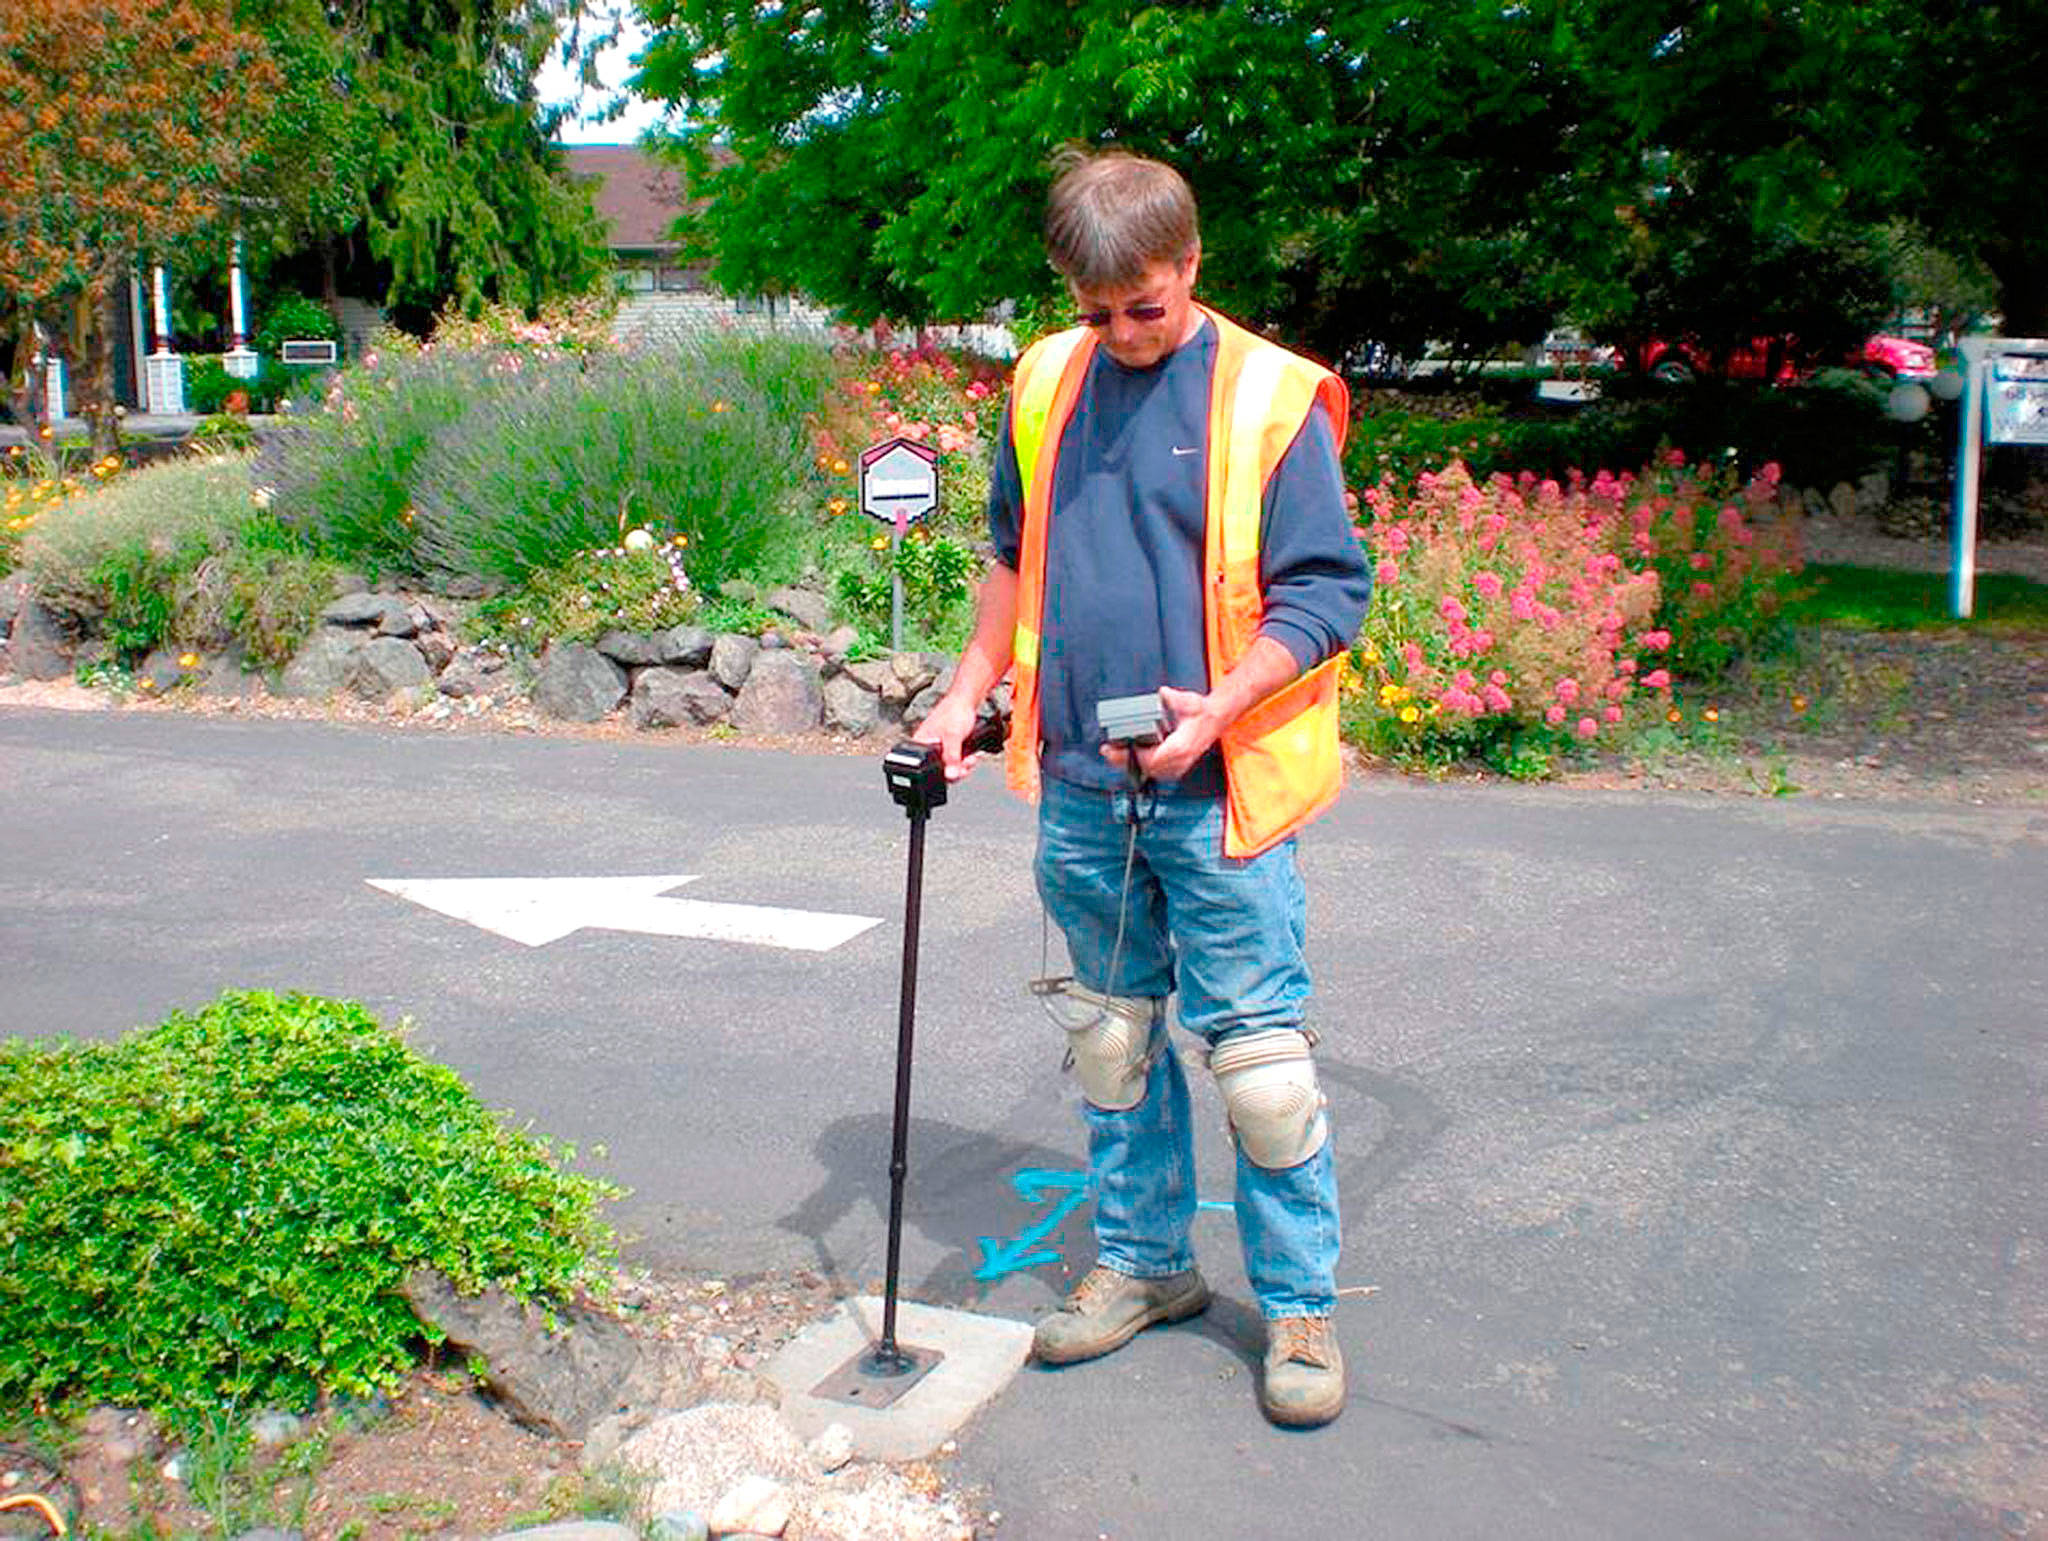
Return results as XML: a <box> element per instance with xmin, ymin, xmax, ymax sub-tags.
<box><xmin>1345</xmin><ymin>454</ymin><xmax>1802</xmax><ymax>777</ymax></box>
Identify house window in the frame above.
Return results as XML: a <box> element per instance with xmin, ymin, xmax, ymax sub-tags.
<box><xmin>656</xmin><ymin>267</ymin><xmax>690</xmax><ymax>292</ymax></box>
<box><xmin>622</xmin><ymin>267</ymin><xmax>655</xmax><ymax>293</ymax></box>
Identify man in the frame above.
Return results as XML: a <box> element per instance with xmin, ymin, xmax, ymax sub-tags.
<box><xmin>916</xmin><ymin>148</ymin><xmax>1370</xmax><ymax>1427</ymax></box>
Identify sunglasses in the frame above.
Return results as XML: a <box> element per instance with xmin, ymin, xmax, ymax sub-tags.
<box><xmin>1078</xmin><ymin>302</ymin><xmax>1170</xmax><ymax>329</ymax></box>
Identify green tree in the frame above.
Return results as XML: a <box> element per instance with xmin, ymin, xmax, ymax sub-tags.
<box><xmin>231</xmin><ymin>0</ymin><xmax>615</xmax><ymax>324</ymax></box>
<box><xmin>638</xmin><ymin>0</ymin><xmax>2048</xmax><ymax>359</ymax></box>
<box><xmin>0</xmin><ymin>0</ymin><xmax>278</xmax><ymax>452</ymax></box>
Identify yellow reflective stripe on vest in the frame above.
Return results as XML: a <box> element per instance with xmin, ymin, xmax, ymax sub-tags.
<box><xmin>1012</xmin><ymin>329</ymin><xmax>1090</xmax><ymax>512</ymax></box>
<box><xmin>1219</xmin><ymin>345</ymin><xmax>1290</xmax><ymax>566</ymax></box>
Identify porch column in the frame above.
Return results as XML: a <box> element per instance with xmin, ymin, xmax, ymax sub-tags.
<box><xmin>223</xmin><ymin>234</ymin><xmax>258</xmax><ymax>380</ymax></box>
<box><xmin>143</xmin><ymin>262</ymin><xmax>185</xmax><ymax>413</ymax></box>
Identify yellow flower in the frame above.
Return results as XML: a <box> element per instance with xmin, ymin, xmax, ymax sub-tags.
<box><xmin>712</xmin><ymin>400</ymin><xmax>729</xmax><ymax>413</ymax></box>
<box><xmin>177</xmin><ymin>652</ymin><xmax>199</xmax><ymax>669</ymax></box>
<box><xmin>1399</xmin><ymin>705</ymin><xmax>1420</xmax><ymax>724</ymax></box>
<box><xmin>871</xmin><ymin>535</ymin><xmax>888</xmax><ymax>550</ymax></box>
<box><xmin>37</xmin><ymin>425</ymin><xmax>52</xmax><ymax>439</ymax></box>
<box><xmin>1667</xmin><ymin>708</ymin><xmax>1682</xmax><ymax>723</ymax></box>
<box><xmin>832</xmin><ymin>458</ymin><xmax>850</xmax><ymax>475</ymax></box>
<box><xmin>1791</xmin><ymin>695</ymin><xmax>1807</xmax><ymax>713</ymax></box>
<box><xmin>1703</xmin><ymin>707</ymin><xmax>1719</xmax><ymax>723</ymax></box>
<box><xmin>866</xmin><ymin>382</ymin><xmax>881</xmax><ymax>395</ymax></box>
<box><xmin>828</xmin><ymin>498</ymin><xmax>849</xmax><ymax>515</ymax></box>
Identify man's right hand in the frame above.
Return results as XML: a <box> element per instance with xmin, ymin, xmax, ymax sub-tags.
<box><xmin>913</xmin><ymin>692</ymin><xmax>988</xmax><ymax>782</ymax></box>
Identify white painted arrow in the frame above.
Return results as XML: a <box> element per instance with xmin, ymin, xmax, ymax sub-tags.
<box><xmin>366</xmin><ymin>874</ymin><xmax>882</xmax><ymax>952</ymax></box>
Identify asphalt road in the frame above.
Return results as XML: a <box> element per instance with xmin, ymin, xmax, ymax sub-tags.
<box><xmin>3</xmin><ymin>708</ymin><xmax>2042</xmax><ymax>1539</ymax></box>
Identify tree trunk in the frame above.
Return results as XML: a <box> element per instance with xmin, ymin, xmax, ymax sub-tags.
<box><xmin>80</xmin><ymin>268</ymin><xmax>122</xmax><ymax>461</ymax></box>
<box><xmin>7</xmin><ymin>304</ymin><xmax>43</xmax><ymax>430</ymax></box>
<box><xmin>321</xmin><ymin>236</ymin><xmax>341</xmax><ymax>327</ymax></box>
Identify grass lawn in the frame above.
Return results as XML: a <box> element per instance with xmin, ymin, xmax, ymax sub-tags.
<box><xmin>1784</xmin><ymin>563</ymin><xmax>2048</xmax><ymax>634</ymax></box>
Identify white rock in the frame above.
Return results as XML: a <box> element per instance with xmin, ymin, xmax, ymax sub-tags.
<box><xmin>807</xmin><ymin>1422</ymin><xmax>855</xmax><ymax>1473</ymax></box>
<box><xmin>708</xmin><ymin>1473</ymin><xmax>791</xmax><ymax>1537</ymax></box>
<box><xmin>612</xmin><ymin>1405</ymin><xmax>808</xmax><ymax>1521</ymax></box>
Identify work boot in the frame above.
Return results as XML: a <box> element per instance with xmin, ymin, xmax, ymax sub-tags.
<box><xmin>1032</xmin><ymin>1265</ymin><xmax>1211</xmax><ymax>1365</ymax></box>
<box><xmin>1260</xmin><ymin>1315</ymin><xmax>1345</xmax><ymax>1427</ymax></box>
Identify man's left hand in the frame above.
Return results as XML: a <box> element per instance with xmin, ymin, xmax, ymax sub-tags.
<box><xmin>1099</xmin><ymin>684</ymin><xmax>1225</xmax><ymax>783</ymax></box>
<box><xmin>1098</xmin><ymin>637</ymin><xmax>1304</xmax><ymax>784</ymax></box>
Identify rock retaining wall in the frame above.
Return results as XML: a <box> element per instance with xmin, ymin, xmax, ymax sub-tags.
<box><xmin>0</xmin><ymin>576</ymin><xmax>981</xmax><ymax>739</ymax></box>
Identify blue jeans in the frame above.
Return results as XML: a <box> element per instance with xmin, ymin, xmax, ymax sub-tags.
<box><xmin>1034</xmin><ymin>775</ymin><xmax>1340</xmax><ymax>1319</ymax></box>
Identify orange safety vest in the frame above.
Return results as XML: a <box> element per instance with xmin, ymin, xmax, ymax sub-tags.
<box><xmin>1006</xmin><ymin>304</ymin><xmax>1351</xmax><ymax>858</ymax></box>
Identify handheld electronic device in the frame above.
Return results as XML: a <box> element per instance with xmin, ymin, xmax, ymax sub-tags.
<box><xmin>1096</xmin><ymin>690</ymin><xmax>1169</xmax><ymax>747</ymax></box>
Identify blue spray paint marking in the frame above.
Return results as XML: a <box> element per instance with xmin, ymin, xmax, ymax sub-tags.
<box><xmin>974</xmin><ymin>1168</ymin><xmax>1093</xmax><ymax>1281</ymax></box>
<box><xmin>975</xmin><ymin>1170</ymin><xmax>1234</xmax><ymax>1281</ymax></box>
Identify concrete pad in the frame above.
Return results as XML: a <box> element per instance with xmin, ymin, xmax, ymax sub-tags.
<box><xmin>763</xmin><ymin>1296</ymin><xmax>1034</xmax><ymax>1461</ymax></box>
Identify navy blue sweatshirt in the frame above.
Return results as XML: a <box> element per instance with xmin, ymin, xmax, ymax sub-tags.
<box><xmin>989</xmin><ymin>318</ymin><xmax>1372</xmax><ymax>795</ymax></box>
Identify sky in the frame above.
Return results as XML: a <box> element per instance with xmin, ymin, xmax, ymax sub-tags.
<box><xmin>536</xmin><ymin>13</ymin><xmax>673</xmax><ymax>145</ymax></box>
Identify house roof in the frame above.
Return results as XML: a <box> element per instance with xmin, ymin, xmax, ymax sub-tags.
<box><xmin>563</xmin><ymin>144</ymin><xmax>689</xmax><ymax>255</ymax></box>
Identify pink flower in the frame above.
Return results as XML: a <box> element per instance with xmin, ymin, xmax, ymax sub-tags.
<box><xmin>1545</xmin><ymin>704</ymin><xmax>1567</xmax><ymax>726</ymax></box>
<box><xmin>1473</xmin><ymin>570</ymin><xmax>1503</xmax><ymax>599</ymax></box>
<box><xmin>1575</xmin><ymin>716</ymin><xmax>1599</xmax><ymax>738</ymax></box>
<box><xmin>1402</xmin><ymin>642</ymin><xmax>1425</xmax><ymax>670</ymax></box>
<box><xmin>1483</xmin><ymin>683</ymin><xmax>1513</xmax><ymax>712</ymax></box>
<box><xmin>1383</xmin><ymin>526</ymin><xmax>1410</xmax><ymax>555</ymax></box>
<box><xmin>1489</xmin><ymin>670</ymin><xmax>1508</xmax><ymax>686</ymax></box>
<box><xmin>1640</xmin><ymin>629</ymin><xmax>1671</xmax><ymax>650</ymax></box>
<box><xmin>1555</xmin><ymin>678</ymin><xmax>1580</xmax><ymax>704</ymax></box>
<box><xmin>1603</xmin><ymin>705</ymin><xmax>1624</xmax><ymax>724</ymax></box>
<box><xmin>1617</xmin><ymin>657</ymin><xmax>1637</xmax><ymax>674</ymax></box>
<box><xmin>1642</xmin><ymin>668</ymin><xmax>1671</xmax><ymax>688</ymax></box>
<box><xmin>1440</xmin><ymin>597</ymin><xmax>1468</xmax><ymax>625</ymax></box>
<box><xmin>1376</xmin><ymin>558</ymin><xmax>1399</xmax><ymax>585</ymax></box>
<box><xmin>1509</xmin><ymin>590</ymin><xmax>1536</xmax><ymax>621</ymax></box>
<box><xmin>1690</xmin><ymin>552</ymin><xmax>1713</xmax><ymax>571</ymax></box>
<box><xmin>1691</xmin><ymin>581</ymin><xmax>1715</xmax><ymax>601</ymax></box>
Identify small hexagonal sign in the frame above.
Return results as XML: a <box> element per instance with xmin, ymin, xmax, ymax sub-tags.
<box><xmin>859</xmin><ymin>436</ymin><xmax>940</xmax><ymax>527</ymax></box>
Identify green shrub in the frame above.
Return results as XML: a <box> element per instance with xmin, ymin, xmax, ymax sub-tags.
<box><xmin>254</xmin><ymin>295</ymin><xmax>340</xmax><ymax>358</ymax></box>
<box><xmin>18</xmin><ymin>456</ymin><xmax>255</xmax><ymax>658</ymax></box>
<box><xmin>1345</xmin><ymin>392</ymin><xmax>1512</xmax><ymax>492</ymax></box>
<box><xmin>832</xmin><ymin>527</ymin><xmax>978</xmax><ymax>651</ymax></box>
<box><xmin>465</xmin><ymin>544</ymin><xmax>698</xmax><ymax>649</ymax></box>
<box><xmin>187</xmin><ymin>512</ymin><xmax>342</xmax><ymax>669</ymax></box>
<box><xmin>186</xmin><ymin>356</ymin><xmax>324</xmax><ymax>416</ymax></box>
<box><xmin>1347</xmin><ymin>373</ymin><xmax>1904</xmax><ymax>499</ymax></box>
<box><xmin>265</xmin><ymin>346</ymin><xmax>492</xmax><ymax>578</ymax></box>
<box><xmin>409</xmin><ymin>330</ymin><xmax>837</xmax><ymax>591</ymax></box>
<box><xmin>0</xmin><ymin>990</ymin><xmax>617</xmax><ymax>1416</ymax></box>
<box><xmin>189</xmin><ymin>412</ymin><xmax>260</xmax><ymax>452</ymax></box>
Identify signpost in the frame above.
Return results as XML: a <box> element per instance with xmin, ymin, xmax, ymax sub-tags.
<box><xmin>1950</xmin><ymin>337</ymin><xmax>2048</xmax><ymax>618</ymax></box>
<box><xmin>858</xmin><ymin>436</ymin><xmax>940</xmax><ymax>650</ymax></box>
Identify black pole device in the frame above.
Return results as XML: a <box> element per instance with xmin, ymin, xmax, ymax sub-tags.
<box><xmin>832</xmin><ymin>703</ymin><xmax>1007</xmax><ymax>1396</ymax></box>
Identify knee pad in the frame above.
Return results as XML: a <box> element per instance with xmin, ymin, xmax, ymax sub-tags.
<box><xmin>1039</xmin><ymin>983</ymin><xmax>1164</xmax><ymax>1111</ymax></box>
<box><xmin>1209</xmin><ymin>1028</ymin><xmax>1328</xmax><ymax>1169</ymax></box>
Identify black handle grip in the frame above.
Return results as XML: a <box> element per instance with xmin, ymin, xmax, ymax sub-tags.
<box><xmin>963</xmin><ymin>703</ymin><xmax>1010</xmax><ymax>757</ymax></box>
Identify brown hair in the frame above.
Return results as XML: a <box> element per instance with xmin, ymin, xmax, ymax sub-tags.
<box><xmin>1043</xmin><ymin>146</ymin><xmax>1199</xmax><ymax>288</ymax></box>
